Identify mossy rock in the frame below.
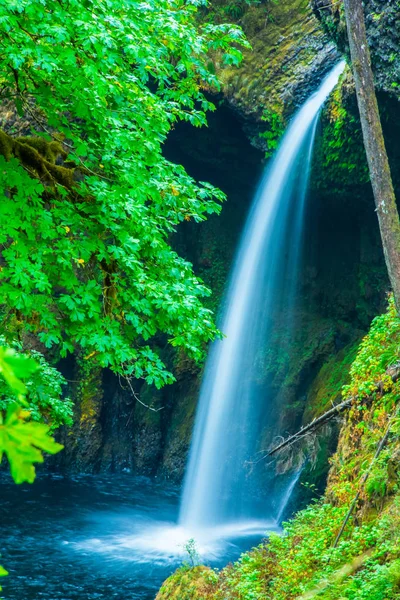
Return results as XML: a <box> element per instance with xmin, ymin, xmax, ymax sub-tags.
<box><xmin>156</xmin><ymin>566</ymin><xmax>219</xmax><ymax>600</ymax></box>
<box><xmin>59</xmin><ymin>357</ymin><xmax>104</xmax><ymax>472</ymax></box>
<box><xmin>304</xmin><ymin>340</ymin><xmax>360</xmax><ymax>420</ymax></box>
<box><xmin>208</xmin><ymin>0</ymin><xmax>339</xmax><ymax>148</ymax></box>
<box><xmin>314</xmin><ymin>0</ymin><xmax>400</xmax><ymax>101</ymax></box>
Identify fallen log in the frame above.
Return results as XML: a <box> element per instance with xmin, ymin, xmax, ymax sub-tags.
<box><xmin>265</xmin><ymin>363</ymin><xmax>400</xmax><ymax>459</ymax></box>
<box><xmin>266</xmin><ymin>398</ymin><xmax>353</xmax><ymax>458</ymax></box>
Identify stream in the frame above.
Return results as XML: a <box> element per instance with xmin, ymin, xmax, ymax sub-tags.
<box><xmin>0</xmin><ymin>474</ymin><xmax>275</xmax><ymax>599</ymax></box>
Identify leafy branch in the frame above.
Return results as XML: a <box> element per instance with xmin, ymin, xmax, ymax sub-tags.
<box><xmin>0</xmin><ymin>345</ymin><xmax>64</xmax><ymax>591</ymax></box>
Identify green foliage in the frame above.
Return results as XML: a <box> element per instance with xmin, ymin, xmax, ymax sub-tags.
<box><xmin>365</xmin><ymin>464</ymin><xmax>387</xmax><ymax>500</ymax></box>
<box><xmin>0</xmin><ymin>564</ymin><xmax>7</xmax><ymax>593</ymax></box>
<box><xmin>0</xmin><ymin>345</ymin><xmax>37</xmax><ymax>400</ymax></box>
<box><xmin>183</xmin><ymin>538</ymin><xmax>200</xmax><ymax>568</ymax></box>
<box><xmin>159</xmin><ymin>496</ymin><xmax>400</xmax><ymax>599</ymax></box>
<box><xmin>158</xmin><ymin>300</ymin><xmax>400</xmax><ymax>599</ymax></box>
<box><xmin>156</xmin><ymin>565</ymin><xmax>218</xmax><ymax>600</ymax></box>
<box><xmin>209</xmin><ymin>0</ymin><xmax>278</xmax><ymax>26</ymax></box>
<box><xmin>306</xmin><ymin>340</ymin><xmax>360</xmax><ymax>418</ymax></box>
<box><xmin>314</xmin><ymin>76</ymin><xmax>369</xmax><ymax>194</ymax></box>
<box><xmin>222</xmin><ymin>0</ymin><xmax>263</xmax><ymax>20</ymax></box>
<box><xmin>223</xmin><ymin>0</ymin><xmax>248</xmax><ymax>20</ymax></box>
<box><xmin>0</xmin><ymin>402</ymin><xmax>63</xmax><ymax>484</ymax></box>
<box><xmin>0</xmin><ymin>338</ymin><xmax>73</xmax><ymax>429</ymax></box>
<box><xmin>0</xmin><ymin>0</ymin><xmax>249</xmax><ymax>388</ymax></box>
<box><xmin>0</xmin><ymin>346</ymin><xmax>63</xmax><ymax>484</ymax></box>
<box><xmin>260</xmin><ymin>108</ymin><xmax>285</xmax><ymax>158</ymax></box>
<box><xmin>342</xmin><ymin>294</ymin><xmax>400</xmax><ymax>406</ymax></box>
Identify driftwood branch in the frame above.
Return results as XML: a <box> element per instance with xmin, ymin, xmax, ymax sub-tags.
<box><xmin>265</xmin><ymin>363</ymin><xmax>400</xmax><ymax>459</ymax></box>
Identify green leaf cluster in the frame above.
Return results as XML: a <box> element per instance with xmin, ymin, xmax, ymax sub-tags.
<box><xmin>0</xmin><ymin>346</ymin><xmax>63</xmax><ymax>484</ymax></box>
<box><xmin>0</xmin><ymin>338</ymin><xmax>73</xmax><ymax>429</ymax></box>
<box><xmin>0</xmin><ymin>0</ymin><xmax>248</xmax><ymax>387</ymax></box>
<box><xmin>260</xmin><ymin>107</ymin><xmax>285</xmax><ymax>158</ymax></box>
<box><xmin>0</xmin><ymin>345</ymin><xmax>37</xmax><ymax>400</ymax></box>
<box><xmin>0</xmin><ymin>402</ymin><xmax>63</xmax><ymax>484</ymax></box>
<box><xmin>0</xmin><ymin>345</ymin><xmax>64</xmax><ymax>592</ymax></box>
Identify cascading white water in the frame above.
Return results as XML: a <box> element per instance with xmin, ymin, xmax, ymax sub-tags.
<box><xmin>276</xmin><ymin>467</ymin><xmax>304</xmax><ymax>524</ymax></box>
<box><xmin>179</xmin><ymin>61</ymin><xmax>346</xmax><ymax>532</ymax></box>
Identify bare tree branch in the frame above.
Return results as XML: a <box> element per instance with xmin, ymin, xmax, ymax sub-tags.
<box><xmin>264</xmin><ymin>363</ymin><xmax>400</xmax><ymax>459</ymax></box>
<box><xmin>118</xmin><ymin>375</ymin><xmax>164</xmax><ymax>413</ymax></box>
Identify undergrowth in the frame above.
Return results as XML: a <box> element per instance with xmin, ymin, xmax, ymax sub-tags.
<box><xmin>157</xmin><ymin>296</ymin><xmax>400</xmax><ymax>599</ymax></box>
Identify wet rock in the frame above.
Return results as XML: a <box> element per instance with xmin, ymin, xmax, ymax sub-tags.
<box><xmin>312</xmin><ymin>0</ymin><xmax>400</xmax><ymax>100</ymax></box>
<box><xmin>213</xmin><ymin>0</ymin><xmax>340</xmax><ymax>149</ymax></box>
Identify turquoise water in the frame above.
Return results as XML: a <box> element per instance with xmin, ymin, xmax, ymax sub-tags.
<box><xmin>0</xmin><ymin>474</ymin><xmax>269</xmax><ymax>599</ymax></box>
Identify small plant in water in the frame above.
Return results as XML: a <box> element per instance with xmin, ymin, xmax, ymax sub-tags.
<box><xmin>183</xmin><ymin>538</ymin><xmax>199</xmax><ymax>568</ymax></box>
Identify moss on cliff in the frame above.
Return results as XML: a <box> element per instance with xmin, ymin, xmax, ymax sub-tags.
<box><xmin>313</xmin><ymin>68</ymin><xmax>370</xmax><ymax>196</ymax></box>
<box><xmin>202</xmin><ymin>0</ymin><xmax>338</xmax><ymax>148</ymax></box>
<box><xmin>60</xmin><ymin>356</ymin><xmax>103</xmax><ymax>472</ymax></box>
<box><xmin>313</xmin><ymin>0</ymin><xmax>400</xmax><ymax>101</ymax></box>
<box><xmin>305</xmin><ymin>340</ymin><xmax>360</xmax><ymax>419</ymax></box>
<box><xmin>220</xmin><ymin>0</ymin><xmax>332</xmax><ymax>114</ymax></box>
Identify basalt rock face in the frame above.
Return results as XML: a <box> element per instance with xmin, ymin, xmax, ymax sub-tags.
<box><xmin>55</xmin><ymin>106</ymin><xmax>264</xmax><ymax>478</ymax></box>
<box><xmin>222</xmin><ymin>4</ymin><xmax>337</xmax><ymax>113</ymax></box>
<box><xmin>57</xmin><ymin>94</ymin><xmax>392</xmax><ymax>484</ymax></box>
<box><xmin>207</xmin><ymin>0</ymin><xmax>340</xmax><ymax>149</ymax></box>
<box><xmin>312</xmin><ymin>0</ymin><xmax>400</xmax><ymax>100</ymax></box>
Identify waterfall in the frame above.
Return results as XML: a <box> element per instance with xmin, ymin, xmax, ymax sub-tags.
<box><xmin>179</xmin><ymin>61</ymin><xmax>346</xmax><ymax>532</ymax></box>
<box><xmin>276</xmin><ymin>467</ymin><xmax>304</xmax><ymax>524</ymax></box>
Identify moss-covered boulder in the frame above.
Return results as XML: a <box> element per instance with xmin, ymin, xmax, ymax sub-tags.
<box><xmin>156</xmin><ymin>566</ymin><xmax>219</xmax><ymax>600</ymax></box>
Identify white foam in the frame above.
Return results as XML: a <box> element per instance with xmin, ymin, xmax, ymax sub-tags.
<box><xmin>72</xmin><ymin>519</ymin><xmax>280</xmax><ymax>564</ymax></box>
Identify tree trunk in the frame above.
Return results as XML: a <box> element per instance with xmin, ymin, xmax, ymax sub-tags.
<box><xmin>343</xmin><ymin>0</ymin><xmax>400</xmax><ymax>313</ymax></box>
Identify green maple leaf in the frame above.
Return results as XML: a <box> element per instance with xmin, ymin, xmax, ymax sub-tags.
<box><xmin>0</xmin><ymin>403</ymin><xmax>63</xmax><ymax>484</ymax></box>
<box><xmin>0</xmin><ymin>347</ymin><xmax>38</xmax><ymax>399</ymax></box>
<box><xmin>0</xmin><ymin>563</ymin><xmax>8</xmax><ymax>593</ymax></box>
